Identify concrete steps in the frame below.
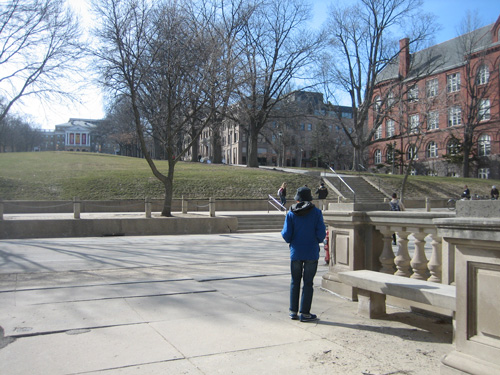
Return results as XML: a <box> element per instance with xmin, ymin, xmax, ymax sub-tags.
<box><xmin>233</xmin><ymin>213</ymin><xmax>285</xmax><ymax>233</ymax></box>
<box><xmin>330</xmin><ymin>176</ymin><xmax>388</xmax><ymax>203</ymax></box>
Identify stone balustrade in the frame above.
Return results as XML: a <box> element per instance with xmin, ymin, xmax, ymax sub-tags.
<box><xmin>321</xmin><ymin>206</ymin><xmax>454</xmax><ymax>303</ymax></box>
<box><xmin>322</xmin><ymin>201</ymin><xmax>500</xmax><ymax>375</ymax></box>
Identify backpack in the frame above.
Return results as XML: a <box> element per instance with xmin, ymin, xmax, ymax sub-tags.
<box><xmin>389</xmin><ymin>201</ymin><xmax>400</xmax><ymax>211</ymax></box>
<box><xmin>278</xmin><ymin>188</ymin><xmax>283</xmax><ymax>196</ymax></box>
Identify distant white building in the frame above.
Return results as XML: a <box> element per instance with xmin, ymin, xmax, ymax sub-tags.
<box><xmin>39</xmin><ymin>118</ymin><xmax>104</xmax><ymax>152</ymax></box>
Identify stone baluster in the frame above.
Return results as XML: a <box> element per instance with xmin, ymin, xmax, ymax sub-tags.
<box><xmin>427</xmin><ymin>234</ymin><xmax>442</xmax><ymax>283</ymax></box>
<box><xmin>394</xmin><ymin>230</ymin><xmax>411</xmax><ymax>277</ymax></box>
<box><xmin>410</xmin><ymin>231</ymin><xmax>429</xmax><ymax>280</ymax></box>
<box><xmin>377</xmin><ymin>226</ymin><xmax>396</xmax><ymax>274</ymax></box>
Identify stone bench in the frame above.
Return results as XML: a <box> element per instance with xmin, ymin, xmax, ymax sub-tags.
<box><xmin>338</xmin><ymin>270</ymin><xmax>456</xmax><ymax>318</ymax></box>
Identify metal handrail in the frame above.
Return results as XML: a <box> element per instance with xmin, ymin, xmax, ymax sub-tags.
<box><xmin>267</xmin><ymin>194</ymin><xmax>287</xmax><ymax>215</ymax></box>
<box><xmin>326</xmin><ymin>165</ymin><xmax>356</xmax><ymax>203</ymax></box>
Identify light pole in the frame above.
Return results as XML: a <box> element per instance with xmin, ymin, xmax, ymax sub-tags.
<box><xmin>278</xmin><ymin>131</ymin><xmax>283</xmax><ymax>167</ymax></box>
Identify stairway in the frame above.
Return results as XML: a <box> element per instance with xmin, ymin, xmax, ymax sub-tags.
<box><xmin>233</xmin><ymin>213</ymin><xmax>285</xmax><ymax>233</ymax></box>
<box><xmin>328</xmin><ymin>176</ymin><xmax>388</xmax><ymax>203</ymax></box>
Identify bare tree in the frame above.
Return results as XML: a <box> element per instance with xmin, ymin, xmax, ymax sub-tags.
<box><xmin>321</xmin><ymin>0</ymin><xmax>438</xmax><ymax>170</ymax></box>
<box><xmin>0</xmin><ymin>0</ymin><xmax>83</xmax><ymax>129</ymax></box>
<box><xmin>92</xmin><ymin>0</ymin><xmax>223</xmax><ymax>216</ymax></box>
<box><xmin>234</xmin><ymin>0</ymin><xmax>322</xmax><ymax>168</ymax></box>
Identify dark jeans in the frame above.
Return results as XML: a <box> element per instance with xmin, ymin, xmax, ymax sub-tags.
<box><xmin>290</xmin><ymin>259</ymin><xmax>318</xmax><ymax>314</ymax></box>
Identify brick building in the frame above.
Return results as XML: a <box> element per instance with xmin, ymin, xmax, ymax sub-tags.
<box><xmin>367</xmin><ymin>16</ymin><xmax>500</xmax><ymax>179</ymax></box>
<box><xmin>198</xmin><ymin>91</ymin><xmax>353</xmax><ymax>168</ymax></box>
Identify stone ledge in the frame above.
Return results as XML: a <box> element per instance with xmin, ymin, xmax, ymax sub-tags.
<box><xmin>0</xmin><ymin>215</ymin><xmax>238</xmax><ymax>239</ymax></box>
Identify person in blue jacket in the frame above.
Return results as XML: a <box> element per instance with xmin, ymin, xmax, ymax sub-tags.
<box><xmin>281</xmin><ymin>186</ymin><xmax>326</xmax><ymax>322</ymax></box>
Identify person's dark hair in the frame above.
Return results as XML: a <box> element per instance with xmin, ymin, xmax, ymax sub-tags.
<box><xmin>392</xmin><ymin>193</ymin><xmax>397</xmax><ymax>199</ymax></box>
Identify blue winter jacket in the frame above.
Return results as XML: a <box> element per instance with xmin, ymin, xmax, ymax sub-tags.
<box><xmin>281</xmin><ymin>201</ymin><xmax>326</xmax><ymax>261</ymax></box>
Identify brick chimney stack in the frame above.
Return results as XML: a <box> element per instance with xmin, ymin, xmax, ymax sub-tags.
<box><xmin>399</xmin><ymin>38</ymin><xmax>410</xmax><ymax>78</ymax></box>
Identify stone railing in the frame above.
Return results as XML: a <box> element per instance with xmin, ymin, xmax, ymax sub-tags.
<box><xmin>321</xmin><ymin>201</ymin><xmax>500</xmax><ymax>375</ymax></box>
<box><xmin>321</xmin><ymin>206</ymin><xmax>454</xmax><ymax>300</ymax></box>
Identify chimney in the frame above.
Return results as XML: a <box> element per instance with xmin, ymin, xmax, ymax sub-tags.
<box><xmin>399</xmin><ymin>38</ymin><xmax>410</xmax><ymax>78</ymax></box>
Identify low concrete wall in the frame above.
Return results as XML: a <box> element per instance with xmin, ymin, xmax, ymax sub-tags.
<box><xmin>1</xmin><ymin>199</ymin><xmax>272</xmax><ymax>214</ymax></box>
<box><xmin>0</xmin><ymin>214</ymin><xmax>238</xmax><ymax>239</ymax></box>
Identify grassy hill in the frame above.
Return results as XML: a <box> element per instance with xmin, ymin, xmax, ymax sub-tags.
<box><xmin>0</xmin><ymin>152</ymin><xmax>321</xmax><ymax>200</ymax></box>
<box><xmin>0</xmin><ymin>152</ymin><xmax>498</xmax><ymax>201</ymax></box>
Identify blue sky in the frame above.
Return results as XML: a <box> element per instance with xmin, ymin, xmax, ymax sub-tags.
<box><xmin>21</xmin><ymin>1</ymin><xmax>500</xmax><ymax>128</ymax></box>
<box><xmin>311</xmin><ymin>0</ymin><xmax>500</xmax><ymax>44</ymax></box>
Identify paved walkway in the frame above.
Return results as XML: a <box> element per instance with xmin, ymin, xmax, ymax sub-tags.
<box><xmin>0</xmin><ymin>232</ymin><xmax>452</xmax><ymax>374</ymax></box>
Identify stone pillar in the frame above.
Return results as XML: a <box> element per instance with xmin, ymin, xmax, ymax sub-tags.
<box><xmin>410</xmin><ymin>231</ymin><xmax>429</xmax><ymax>280</ymax></box>
<box><xmin>436</xmin><ymin>200</ymin><xmax>500</xmax><ymax>374</ymax></box>
<box><xmin>145</xmin><ymin>197</ymin><xmax>151</xmax><ymax>218</ymax></box>
<box><xmin>427</xmin><ymin>233</ymin><xmax>442</xmax><ymax>283</ymax></box>
<box><xmin>73</xmin><ymin>197</ymin><xmax>81</xmax><ymax>219</ymax></box>
<box><xmin>182</xmin><ymin>196</ymin><xmax>188</xmax><ymax>214</ymax></box>
<box><xmin>209</xmin><ymin>197</ymin><xmax>215</xmax><ymax>217</ymax></box>
<box><xmin>322</xmin><ymin>211</ymin><xmax>382</xmax><ymax>300</ymax></box>
<box><xmin>394</xmin><ymin>230</ymin><xmax>411</xmax><ymax>277</ymax></box>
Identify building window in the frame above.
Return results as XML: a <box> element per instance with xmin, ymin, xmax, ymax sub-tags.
<box><xmin>409</xmin><ymin>114</ymin><xmax>419</xmax><ymax>133</ymax></box>
<box><xmin>447</xmin><ymin>72</ymin><xmax>460</xmax><ymax>93</ymax></box>
<box><xmin>374</xmin><ymin>125</ymin><xmax>382</xmax><ymax>140</ymax></box>
<box><xmin>427</xmin><ymin>111</ymin><xmax>439</xmax><ymax>130</ymax></box>
<box><xmin>477</xmin><ymin>64</ymin><xmax>489</xmax><ymax>85</ymax></box>
<box><xmin>374</xmin><ymin>96</ymin><xmax>382</xmax><ymax>113</ymax></box>
<box><xmin>478</xmin><ymin>134</ymin><xmax>491</xmax><ymax>156</ymax></box>
<box><xmin>408</xmin><ymin>85</ymin><xmax>419</xmax><ymax>102</ymax></box>
<box><xmin>426</xmin><ymin>141</ymin><xmax>438</xmax><ymax>158</ymax></box>
<box><xmin>426</xmin><ymin>78</ymin><xmax>438</xmax><ymax>97</ymax></box>
<box><xmin>478</xmin><ymin>99</ymin><xmax>490</xmax><ymax>121</ymax></box>
<box><xmin>478</xmin><ymin>168</ymin><xmax>490</xmax><ymax>179</ymax></box>
<box><xmin>300</xmin><ymin>124</ymin><xmax>305</xmax><ymax>131</ymax></box>
<box><xmin>387</xmin><ymin>92</ymin><xmax>395</xmax><ymax>107</ymax></box>
<box><xmin>448</xmin><ymin>106</ymin><xmax>461</xmax><ymax>126</ymax></box>
<box><xmin>447</xmin><ymin>139</ymin><xmax>461</xmax><ymax>155</ymax></box>
<box><xmin>307</xmin><ymin>124</ymin><xmax>312</xmax><ymax>131</ymax></box>
<box><xmin>407</xmin><ymin>144</ymin><xmax>418</xmax><ymax>160</ymax></box>
<box><xmin>374</xmin><ymin>149</ymin><xmax>382</xmax><ymax>164</ymax></box>
<box><xmin>386</xmin><ymin>119</ymin><xmax>395</xmax><ymax>137</ymax></box>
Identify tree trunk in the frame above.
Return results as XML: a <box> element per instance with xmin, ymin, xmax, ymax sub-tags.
<box><xmin>212</xmin><ymin>128</ymin><xmax>222</xmax><ymax>164</ymax></box>
<box><xmin>161</xmin><ymin>161</ymin><xmax>175</xmax><ymax>217</ymax></box>
<box><xmin>247</xmin><ymin>131</ymin><xmax>259</xmax><ymax>167</ymax></box>
<box><xmin>190</xmin><ymin>137</ymin><xmax>199</xmax><ymax>162</ymax></box>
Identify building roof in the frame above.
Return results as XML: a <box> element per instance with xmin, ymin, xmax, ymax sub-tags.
<box><xmin>377</xmin><ymin>22</ymin><xmax>499</xmax><ymax>84</ymax></box>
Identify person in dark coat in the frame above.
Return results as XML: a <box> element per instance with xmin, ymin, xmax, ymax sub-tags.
<box><xmin>281</xmin><ymin>186</ymin><xmax>326</xmax><ymax>322</ymax></box>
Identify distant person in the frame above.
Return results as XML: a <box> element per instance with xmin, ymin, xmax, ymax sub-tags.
<box><xmin>491</xmin><ymin>185</ymin><xmax>499</xmax><ymax>200</ymax></box>
<box><xmin>281</xmin><ymin>186</ymin><xmax>326</xmax><ymax>323</ymax></box>
<box><xmin>389</xmin><ymin>193</ymin><xmax>404</xmax><ymax>245</ymax></box>
<box><xmin>461</xmin><ymin>185</ymin><xmax>471</xmax><ymax>200</ymax></box>
<box><xmin>278</xmin><ymin>182</ymin><xmax>287</xmax><ymax>208</ymax></box>
<box><xmin>315</xmin><ymin>182</ymin><xmax>329</xmax><ymax>211</ymax></box>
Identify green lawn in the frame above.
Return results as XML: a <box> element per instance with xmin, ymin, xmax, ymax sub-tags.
<box><xmin>0</xmin><ymin>152</ymin><xmax>321</xmax><ymax>200</ymax></box>
<box><xmin>0</xmin><ymin>152</ymin><xmax>498</xmax><ymax>200</ymax></box>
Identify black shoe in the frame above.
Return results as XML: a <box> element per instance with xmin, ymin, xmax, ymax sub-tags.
<box><xmin>300</xmin><ymin>313</ymin><xmax>318</xmax><ymax>322</ymax></box>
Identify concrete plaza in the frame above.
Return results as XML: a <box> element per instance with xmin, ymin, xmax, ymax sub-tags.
<box><xmin>0</xmin><ymin>232</ymin><xmax>452</xmax><ymax>374</ymax></box>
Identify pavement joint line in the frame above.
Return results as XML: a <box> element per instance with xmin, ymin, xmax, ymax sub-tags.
<box><xmin>7</xmin><ymin>322</ymin><xmax>148</xmax><ymax>339</ymax></box>
<box><xmin>197</xmin><ymin>272</ymin><xmax>289</xmax><ymax>282</ymax></box>
<box><xmin>0</xmin><ymin>278</ymin><xmax>194</xmax><ymax>293</ymax></box>
<box><xmin>28</xmin><ymin>289</ymin><xmax>219</xmax><ymax>305</ymax></box>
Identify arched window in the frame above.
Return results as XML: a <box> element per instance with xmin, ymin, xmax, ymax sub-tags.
<box><xmin>374</xmin><ymin>149</ymin><xmax>382</xmax><ymax>164</ymax></box>
<box><xmin>426</xmin><ymin>141</ymin><xmax>438</xmax><ymax>158</ymax></box>
<box><xmin>374</xmin><ymin>96</ymin><xmax>382</xmax><ymax>113</ymax></box>
<box><xmin>447</xmin><ymin>139</ymin><xmax>461</xmax><ymax>155</ymax></box>
<box><xmin>478</xmin><ymin>134</ymin><xmax>491</xmax><ymax>156</ymax></box>
<box><xmin>407</xmin><ymin>144</ymin><xmax>418</xmax><ymax>160</ymax></box>
<box><xmin>477</xmin><ymin>64</ymin><xmax>490</xmax><ymax>85</ymax></box>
